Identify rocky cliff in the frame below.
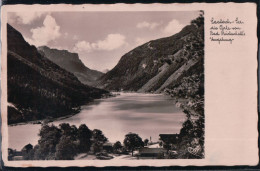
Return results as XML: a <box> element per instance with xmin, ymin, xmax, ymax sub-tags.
<box><xmin>38</xmin><ymin>46</ymin><xmax>103</xmax><ymax>86</ymax></box>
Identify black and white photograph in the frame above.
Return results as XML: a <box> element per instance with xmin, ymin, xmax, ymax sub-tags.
<box><xmin>0</xmin><ymin>5</ymin><xmax>202</xmax><ymax>162</ymax></box>
<box><xmin>5</xmin><ymin>10</ymin><xmax>205</xmax><ymax>161</ymax></box>
<box><xmin>1</xmin><ymin>2</ymin><xmax>259</xmax><ymax>168</ymax></box>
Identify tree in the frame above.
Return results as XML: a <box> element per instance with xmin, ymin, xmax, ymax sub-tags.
<box><xmin>22</xmin><ymin>143</ymin><xmax>33</xmax><ymax>153</ymax></box>
<box><xmin>123</xmin><ymin>133</ymin><xmax>144</xmax><ymax>156</ymax></box>
<box><xmin>191</xmin><ymin>10</ymin><xmax>204</xmax><ymax>28</ymax></box>
<box><xmin>71</xmin><ymin>125</ymin><xmax>78</xmax><ymax>137</ymax></box>
<box><xmin>21</xmin><ymin>144</ymin><xmax>33</xmax><ymax>160</ymax></box>
<box><xmin>92</xmin><ymin>129</ymin><xmax>108</xmax><ymax>153</ymax></box>
<box><xmin>55</xmin><ymin>135</ymin><xmax>77</xmax><ymax>160</ymax></box>
<box><xmin>144</xmin><ymin>139</ymin><xmax>149</xmax><ymax>146</ymax></box>
<box><xmin>59</xmin><ymin>123</ymin><xmax>71</xmax><ymax>133</ymax></box>
<box><xmin>78</xmin><ymin>124</ymin><xmax>92</xmax><ymax>152</ymax></box>
<box><xmin>92</xmin><ymin>129</ymin><xmax>108</xmax><ymax>143</ymax></box>
<box><xmin>113</xmin><ymin>141</ymin><xmax>122</xmax><ymax>153</ymax></box>
<box><xmin>36</xmin><ymin>124</ymin><xmax>61</xmax><ymax>159</ymax></box>
<box><xmin>59</xmin><ymin>123</ymin><xmax>78</xmax><ymax>141</ymax></box>
<box><xmin>92</xmin><ymin>142</ymin><xmax>102</xmax><ymax>154</ymax></box>
<box><xmin>179</xmin><ymin>119</ymin><xmax>194</xmax><ymax>138</ymax></box>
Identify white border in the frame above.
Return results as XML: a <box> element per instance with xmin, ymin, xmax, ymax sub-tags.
<box><xmin>1</xmin><ymin>3</ymin><xmax>258</xmax><ymax>167</ymax></box>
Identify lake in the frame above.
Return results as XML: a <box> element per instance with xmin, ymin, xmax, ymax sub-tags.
<box><xmin>8</xmin><ymin>93</ymin><xmax>186</xmax><ymax>150</ymax></box>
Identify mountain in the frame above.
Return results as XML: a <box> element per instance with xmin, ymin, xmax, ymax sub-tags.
<box><xmin>96</xmin><ymin>15</ymin><xmax>205</xmax><ymax>159</ymax></box>
<box><xmin>38</xmin><ymin>46</ymin><xmax>103</xmax><ymax>86</ymax></box>
<box><xmin>7</xmin><ymin>24</ymin><xmax>108</xmax><ymax>125</ymax></box>
<box><xmin>97</xmin><ymin>22</ymin><xmax>204</xmax><ymax>94</ymax></box>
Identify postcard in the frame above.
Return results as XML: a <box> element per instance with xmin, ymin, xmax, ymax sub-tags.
<box><xmin>1</xmin><ymin>3</ymin><xmax>258</xmax><ymax>167</ymax></box>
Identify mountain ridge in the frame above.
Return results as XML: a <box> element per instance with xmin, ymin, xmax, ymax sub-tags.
<box><xmin>97</xmin><ymin>24</ymin><xmax>204</xmax><ymax>93</ymax></box>
<box><xmin>7</xmin><ymin>24</ymin><xmax>108</xmax><ymax>125</ymax></box>
<box><xmin>38</xmin><ymin>46</ymin><xmax>103</xmax><ymax>86</ymax></box>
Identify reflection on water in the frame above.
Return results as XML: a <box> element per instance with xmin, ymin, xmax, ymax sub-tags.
<box><xmin>8</xmin><ymin>93</ymin><xmax>186</xmax><ymax>150</ymax></box>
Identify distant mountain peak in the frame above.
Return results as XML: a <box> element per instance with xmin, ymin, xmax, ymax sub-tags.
<box><xmin>38</xmin><ymin>46</ymin><xmax>103</xmax><ymax>86</ymax></box>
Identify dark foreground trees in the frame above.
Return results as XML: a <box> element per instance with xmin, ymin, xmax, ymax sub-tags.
<box><xmin>113</xmin><ymin>141</ymin><xmax>123</xmax><ymax>153</ymax></box>
<box><xmin>144</xmin><ymin>139</ymin><xmax>149</xmax><ymax>146</ymax></box>
<box><xmin>92</xmin><ymin>129</ymin><xmax>108</xmax><ymax>153</ymax></box>
<box><xmin>78</xmin><ymin>124</ymin><xmax>92</xmax><ymax>152</ymax></box>
<box><xmin>165</xmin><ymin>12</ymin><xmax>205</xmax><ymax>159</ymax></box>
<box><xmin>55</xmin><ymin>135</ymin><xmax>77</xmax><ymax>160</ymax></box>
<box><xmin>21</xmin><ymin>123</ymin><xmax>108</xmax><ymax>160</ymax></box>
<box><xmin>34</xmin><ymin>124</ymin><xmax>62</xmax><ymax>159</ymax></box>
<box><xmin>123</xmin><ymin>133</ymin><xmax>144</xmax><ymax>156</ymax></box>
<box><xmin>18</xmin><ymin>124</ymin><xmax>149</xmax><ymax>160</ymax></box>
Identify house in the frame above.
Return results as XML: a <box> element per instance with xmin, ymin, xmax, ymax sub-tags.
<box><xmin>8</xmin><ymin>148</ymin><xmax>23</xmax><ymax>160</ymax></box>
<box><xmin>159</xmin><ymin>134</ymin><xmax>179</xmax><ymax>150</ymax></box>
<box><xmin>89</xmin><ymin>142</ymin><xmax>114</xmax><ymax>154</ymax></box>
<box><xmin>137</xmin><ymin>148</ymin><xmax>166</xmax><ymax>159</ymax></box>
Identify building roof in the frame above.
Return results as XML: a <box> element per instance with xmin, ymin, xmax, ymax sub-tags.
<box><xmin>139</xmin><ymin>148</ymin><xmax>166</xmax><ymax>154</ymax></box>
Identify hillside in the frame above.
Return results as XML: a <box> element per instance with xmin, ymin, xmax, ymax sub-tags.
<box><xmin>38</xmin><ymin>46</ymin><xmax>103</xmax><ymax>86</ymax></box>
<box><xmin>7</xmin><ymin>24</ymin><xmax>108</xmax><ymax>125</ymax></box>
<box><xmin>97</xmin><ymin>24</ymin><xmax>204</xmax><ymax>94</ymax></box>
<box><xmin>97</xmin><ymin>15</ymin><xmax>205</xmax><ymax>158</ymax></box>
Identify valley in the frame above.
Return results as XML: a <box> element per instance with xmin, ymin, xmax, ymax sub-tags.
<box><xmin>7</xmin><ymin>12</ymin><xmax>204</xmax><ymax>160</ymax></box>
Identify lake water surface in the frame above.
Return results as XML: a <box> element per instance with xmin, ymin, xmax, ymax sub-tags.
<box><xmin>9</xmin><ymin>93</ymin><xmax>186</xmax><ymax>150</ymax></box>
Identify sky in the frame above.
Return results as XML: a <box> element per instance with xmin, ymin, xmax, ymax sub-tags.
<box><xmin>8</xmin><ymin>11</ymin><xmax>200</xmax><ymax>72</ymax></box>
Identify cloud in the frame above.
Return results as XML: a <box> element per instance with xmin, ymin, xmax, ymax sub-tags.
<box><xmin>95</xmin><ymin>34</ymin><xmax>126</xmax><ymax>51</ymax></box>
<box><xmin>7</xmin><ymin>14</ymin><xmax>17</xmax><ymax>24</ymax></box>
<box><xmin>24</xmin><ymin>36</ymin><xmax>35</xmax><ymax>45</ymax></box>
<box><xmin>25</xmin><ymin>15</ymin><xmax>61</xmax><ymax>47</ymax></box>
<box><xmin>73</xmin><ymin>35</ymin><xmax>79</xmax><ymax>40</ymax></box>
<box><xmin>163</xmin><ymin>19</ymin><xmax>184</xmax><ymax>35</ymax></box>
<box><xmin>11</xmin><ymin>12</ymin><xmax>46</xmax><ymax>25</ymax></box>
<box><xmin>136</xmin><ymin>21</ymin><xmax>160</xmax><ymax>29</ymax></box>
<box><xmin>73</xmin><ymin>41</ymin><xmax>92</xmax><ymax>52</ymax></box>
<box><xmin>73</xmin><ymin>34</ymin><xmax>126</xmax><ymax>52</ymax></box>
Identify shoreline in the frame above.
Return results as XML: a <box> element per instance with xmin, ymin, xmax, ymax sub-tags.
<box><xmin>8</xmin><ymin>92</ymin><xmax>187</xmax><ymax>151</ymax></box>
<box><xmin>8</xmin><ymin>92</ymin><xmax>181</xmax><ymax>127</ymax></box>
